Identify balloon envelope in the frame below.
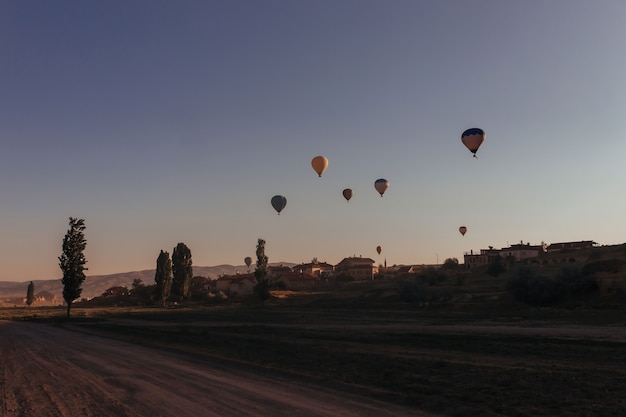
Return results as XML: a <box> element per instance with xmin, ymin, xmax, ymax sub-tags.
<box><xmin>376</xmin><ymin>245</ymin><xmax>382</xmax><ymax>255</ymax></box>
<box><xmin>271</xmin><ymin>195</ymin><xmax>287</xmax><ymax>214</ymax></box>
<box><xmin>461</xmin><ymin>128</ymin><xmax>485</xmax><ymax>157</ymax></box>
<box><xmin>459</xmin><ymin>226</ymin><xmax>467</xmax><ymax>236</ymax></box>
<box><xmin>374</xmin><ymin>179</ymin><xmax>389</xmax><ymax>196</ymax></box>
<box><xmin>311</xmin><ymin>156</ymin><xmax>329</xmax><ymax>177</ymax></box>
<box><xmin>342</xmin><ymin>188</ymin><xmax>353</xmax><ymax>202</ymax></box>
<box><xmin>244</xmin><ymin>256</ymin><xmax>252</xmax><ymax>267</ymax></box>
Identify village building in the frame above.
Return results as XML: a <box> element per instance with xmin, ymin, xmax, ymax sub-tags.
<box><xmin>500</xmin><ymin>243</ymin><xmax>545</xmax><ymax>262</ymax></box>
<box><xmin>267</xmin><ymin>265</ymin><xmax>293</xmax><ymax>279</ymax></box>
<box><xmin>275</xmin><ymin>271</ymin><xmax>319</xmax><ymax>290</ymax></box>
<box><xmin>215</xmin><ymin>273</ymin><xmax>256</xmax><ymax>297</ymax></box>
<box><xmin>334</xmin><ymin>256</ymin><xmax>378</xmax><ymax>280</ymax></box>
<box><xmin>463</xmin><ymin>247</ymin><xmax>502</xmax><ymax>269</ymax></box>
<box><xmin>546</xmin><ymin>241</ymin><xmax>597</xmax><ymax>252</ymax></box>
<box><xmin>293</xmin><ymin>261</ymin><xmax>334</xmax><ymax>278</ymax></box>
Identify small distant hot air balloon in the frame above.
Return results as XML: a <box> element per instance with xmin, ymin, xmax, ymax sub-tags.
<box><xmin>459</xmin><ymin>226</ymin><xmax>467</xmax><ymax>236</ymax></box>
<box><xmin>374</xmin><ymin>179</ymin><xmax>389</xmax><ymax>197</ymax></box>
<box><xmin>244</xmin><ymin>256</ymin><xmax>252</xmax><ymax>268</ymax></box>
<box><xmin>342</xmin><ymin>188</ymin><xmax>353</xmax><ymax>202</ymax></box>
<box><xmin>376</xmin><ymin>245</ymin><xmax>382</xmax><ymax>255</ymax></box>
<box><xmin>461</xmin><ymin>128</ymin><xmax>485</xmax><ymax>158</ymax></box>
<box><xmin>271</xmin><ymin>195</ymin><xmax>287</xmax><ymax>215</ymax></box>
<box><xmin>311</xmin><ymin>156</ymin><xmax>329</xmax><ymax>177</ymax></box>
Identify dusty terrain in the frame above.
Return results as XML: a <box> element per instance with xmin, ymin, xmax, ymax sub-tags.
<box><xmin>0</xmin><ymin>320</ymin><xmax>427</xmax><ymax>417</ymax></box>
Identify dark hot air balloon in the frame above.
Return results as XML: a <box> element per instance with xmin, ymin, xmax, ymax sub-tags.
<box><xmin>342</xmin><ymin>188</ymin><xmax>353</xmax><ymax>202</ymax></box>
<box><xmin>271</xmin><ymin>195</ymin><xmax>287</xmax><ymax>215</ymax></box>
<box><xmin>459</xmin><ymin>226</ymin><xmax>467</xmax><ymax>236</ymax></box>
<box><xmin>376</xmin><ymin>245</ymin><xmax>382</xmax><ymax>255</ymax></box>
<box><xmin>244</xmin><ymin>256</ymin><xmax>252</xmax><ymax>268</ymax></box>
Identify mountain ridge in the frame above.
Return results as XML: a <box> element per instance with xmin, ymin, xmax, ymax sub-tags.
<box><xmin>0</xmin><ymin>262</ymin><xmax>298</xmax><ymax>302</ymax></box>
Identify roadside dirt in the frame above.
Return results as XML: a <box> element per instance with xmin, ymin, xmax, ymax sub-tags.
<box><xmin>0</xmin><ymin>320</ymin><xmax>430</xmax><ymax>417</ymax></box>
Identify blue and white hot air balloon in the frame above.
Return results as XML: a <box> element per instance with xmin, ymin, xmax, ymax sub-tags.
<box><xmin>374</xmin><ymin>179</ymin><xmax>389</xmax><ymax>197</ymax></box>
<box><xmin>461</xmin><ymin>128</ymin><xmax>485</xmax><ymax>158</ymax></box>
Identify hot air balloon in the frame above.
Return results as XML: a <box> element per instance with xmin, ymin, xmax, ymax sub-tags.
<box><xmin>311</xmin><ymin>156</ymin><xmax>329</xmax><ymax>177</ymax></box>
<box><xmin>271</xmin><ymin>195</ymin><xmax>287</xmax><ymax>215</ymax></box>
<box><xmin>244</xmin><ymin>256</ymin><xmax>252</xmax><ymax>268</ymax></box>
<box><xmin>342</xmin><ymin>188</ymin><xmax>353</xmax><ymax>202</ymax></box>
<box><xmin>374</xmin><ymin>179</ymin><xmax>389</xmax><ymax>197</ymax></box>
<box><xmin>461</xmin><ymin>128</ymin><xmax>485</xmax><ymax>158</ymax></box>
<box><xmin>459</xmin><ymin>226</ymin><xmax>467</xmax><ymax>236</ymax></box>
<box><xmin>376</xmin><ymin>245</ymin><xmax>382</xmax><ymax>255</ymax></box>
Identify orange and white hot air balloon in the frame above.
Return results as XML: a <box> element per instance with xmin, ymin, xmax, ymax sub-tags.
<box><xmin>461</xmin><ymin>128</ymin><xmax>485</xmax><ymax>158</ymax></box>
<box><xmin>459</xmin><ymin>226</ymin><xmax>467</xmax><ymax>236</ymax></box>
<box><xmin>311</xmin><ymin>156</ymin><xmax>329</xmax><ymax>177</ymax></box>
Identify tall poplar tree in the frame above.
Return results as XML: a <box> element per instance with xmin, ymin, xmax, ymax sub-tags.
<box><xmin>254</xmin><ymin>238</ymin><xmax>270</xmax><ymax>301</ymax></box>
<box><xmin>171</xmin><ymin>243</ymin><xmax>192</xmax><ymax>301</ymax></box>
<box><xmin>155</xmin><ymin>250</ymin><xmax>173</xmax><ymax>306</ymax></box>
<box><xmin>26</xmin><ymin>281</ymin><xmax>35</xmax><ymax>306</ymax></box>
<box><xmin>58</xmin><ymin>217</ymin><xmax>88</xmax><ymax>318</ymax></box>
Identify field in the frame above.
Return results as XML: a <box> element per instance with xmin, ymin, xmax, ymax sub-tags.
<box><xmin>4</xmin><ymin>263</ymin><xmax>626</xmax><ymax>417</ymax></box>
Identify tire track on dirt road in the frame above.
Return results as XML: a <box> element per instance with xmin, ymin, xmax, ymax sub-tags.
<box><xmin>0</xmin><ymin>321</ymin><xmax>432</xmax><ymax>417</ymax></box>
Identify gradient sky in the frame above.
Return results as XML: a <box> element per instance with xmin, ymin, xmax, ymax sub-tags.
<box><xmin>2</xmin><ymin>0</ymin><xmax>626</xmax><ymax>282</ymax></box>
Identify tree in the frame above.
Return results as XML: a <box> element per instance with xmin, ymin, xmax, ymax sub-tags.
<box><xmin>26</xmin><ymin>281</ymin><xmax>35</xmax><ymax>306</ymax></box>
<box><xmin>254</xmin><ymin>238</ymin><xmax>271</xmax><ymax>301</ymax></box>
<box><xmin>171</xmin><ymin>243</ymin><xmax>193</xmax><ymax>301</ymax></box>
<box><xmin>441</xmin><ymin>257</ymin><xmax>459</xmax><ymax>271</ymax></box>
<box><xmin>154</xmin><ymin>250</ymin><xmax>173</xmax><ymax>306</ymax></box>
<box><xmin>58</xmin><ymin>217</ymin><xmax>88</xmax><ymax>318</ymax></box>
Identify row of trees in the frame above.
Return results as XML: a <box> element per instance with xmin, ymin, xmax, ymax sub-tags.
<box><xmin>153</xmin><ymin>238</ymin><xmax>272</xmax><ymax>304</ymax></box>
<box><xmin>56</xmin><ymin>215</ymin><xmax>273</xmax><ymax>317</ymax></box>
<box><xmin>154</xmin><ymin>243</ymin><xmax>193</xmax><ymax>305</ymax></box>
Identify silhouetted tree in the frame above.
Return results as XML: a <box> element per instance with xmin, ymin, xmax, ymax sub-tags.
<box><xmin>441</xmin><ymin>258</ymin><xmax>459</xmax><ymax>271</ymax></box>
<box><xmin>26</xmin><ymin>281</ymin><xmax>35</xmax><ymax>306</ymax></box>
<box><xmin>58</xmin><ymin>217</ymin><xmax>88</xmax><ymax>318</ymax></box>
<box><xmin>487</xmin><ymin>255</ymin><xmax>505</xmax><ymax>277</ymax></box>
<box><xmin>155</xmin><ymin>250</ymin><xmax>173</xmax><ymax>306</ymax></box>
<box><xmin>254</xmin><ymin>238</ymin><xmax>271</xmax><ymax>301</ymax></box>
<box><xmin>189</xmin><ymin>276</ymin><xmax>211</xmax><ymax>300</ymax></box>
<box><xmin>172</xmin><ymin>243</ymin><xmax>193</xmax><ymax>301</ymax></box>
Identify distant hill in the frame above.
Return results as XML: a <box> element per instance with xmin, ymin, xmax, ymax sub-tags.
<box><xmin>0</xmin><ymin>262</ymin><xmax>297</xmax><ymax>304</ymax></box>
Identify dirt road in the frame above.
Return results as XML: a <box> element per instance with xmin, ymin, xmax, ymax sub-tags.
<box><xmin>0</xmin><ymin>321</ymin><xmax>427</xmax><ymax>417</ymax></box>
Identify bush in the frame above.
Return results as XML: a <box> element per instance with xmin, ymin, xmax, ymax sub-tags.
<box><xmin>507</xmin><ymin>265</ymin><xmax>599</xmax><ymax>306</ymax></box>
<box><xmin>397</xmin><ymin>278</ymin><xmax>428</xmax><ymax>303</ymax></box>
<box><xmin>582</xmin><ymin>259</ymin><xmax>625</xmax><ymax>276</ymax></box>
<box><xmin>441</xmin><ymin>258</ymin><xmax>459</xmax><ymax>271</ymax></box>
<box><xmin>555</xmin><ymin>264</ymin><xmax>598</xmax><ymax>295</ymax></box>
<box><xmin>506</xmin><ymin>266</ymin><xmax>565</xmax><ymax>306</ymax></box>
<box><xmin>487</xmin><ymin>256</ymin><xmax>506</xmax><ymax>277</ymax></box>
<box><xmin>420</xmin><ymin>267</ymin><xmax>447</xmax><ymax>285</ymax></box>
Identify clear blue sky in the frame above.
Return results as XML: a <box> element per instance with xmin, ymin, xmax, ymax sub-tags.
<box><xmin>2</xmin><ymin>0</ymin><xmax>625</xmax><ymax>281</ymax></box>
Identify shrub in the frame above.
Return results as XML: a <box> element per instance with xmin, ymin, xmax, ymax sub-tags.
<box><xmin>507</xmin><ymin>264</ymin><xmax>599</xmax><ymax>306</ymax></box>
<box><xmin>397</xmin><ymin>278</ymin><xmax>428</xmax><ymax>303</ymax></box>
<box><xmin>506</xmin><ymin>266</ymin><xmax>565</xmax><ymax>306</ymax></box>
<box><xmin>420</xmin><ymin>267</ymin><xmax>447</xmax><ymax>285</ymax></box>
<box><xmin>582</xmin><ymin>259</ymin><xmax>625</xmax><ymax>276</ymax></box>
<box><xmin>487</xmin><ymin>256</ymin><xmax>506</xmax><ymax>277</ymax></box>
<box><xmin>555</xmin><ymin>264</ymin><xmax>598</xmax><ymax>295</ymax></box>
